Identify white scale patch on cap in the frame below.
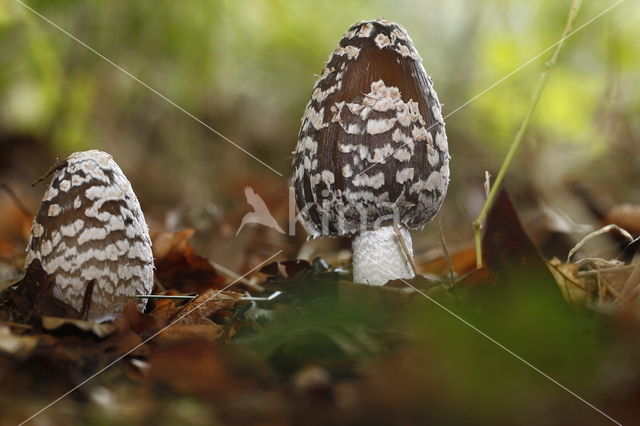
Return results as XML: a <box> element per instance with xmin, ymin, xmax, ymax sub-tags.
<box><xmin>32</xmin><ymin>222</ymin><xmax>44</xmax><ymax>238</ymax></box>
<box><xmin>48</xmin><ymin>204</ymin><xmax>61</xmax><ymax>217</ymax></box>
<box><xmin>334</xmin><ymin>45</ymin><xmax>361</xmax><ymax>60</ymax></box>
<box><xmin>25</xmin><ymin>150</ymin><xmax>154</xmax><ymax>322</ymax></box>
<box><xmin>374</xmin><ymin>33</ymin><xmax>391</xmax><ymax>49</ymax></box>
<box><xmin>352</xmin><ymin>171</ymin><xmax>385</xmax><ymax>189</ymax></box>
<box><xmin>396</xmin><ymin>168</ymin><xmax>414</xmax><ymax>184</ymax></box>
<box><xmin>358</xmin><ymin>23</ymin><xmax>374</xmax><ymax>38</ymax></box>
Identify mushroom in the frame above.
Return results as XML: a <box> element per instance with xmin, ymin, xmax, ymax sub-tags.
<box><xmin>292</xmin><ymin>19</ymin><xmax>450</xmax><ymax>285</ymax></box>
<box><xmin>25</xmin><ymin>150</ymin><xmax>154</xmax><ymax>322</ymax></box>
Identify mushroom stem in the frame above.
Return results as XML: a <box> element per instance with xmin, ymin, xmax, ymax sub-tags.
<box><xmin>352</xmin><ymin>225</ymin><xmax>415</xmax><ymax>286</ymax></box>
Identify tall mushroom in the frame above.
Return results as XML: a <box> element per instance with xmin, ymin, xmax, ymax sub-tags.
<box><xmin>293</xmin><ymin>19</ymin><xmax>450</xmax><ymax>285</ymax></box>
<box><xmin>25</xmin><ymin>150</ymin><xmax>154</xmax><ymax>322</ymax></box>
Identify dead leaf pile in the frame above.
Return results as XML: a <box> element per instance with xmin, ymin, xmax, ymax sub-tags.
<box><xmin>152</xmin><ymin>229</ymin><xmax>227</xmax><ymax>293</ymax></box>
<box><xmin>2</xmin><ymin>200</ymin><xmax>640</xmax><ymax>425</ymax></box>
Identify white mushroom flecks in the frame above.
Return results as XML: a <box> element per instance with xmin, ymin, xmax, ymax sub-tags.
<box><xmin>25</xmin><ymin>150</ymin><xmax>154</xmax><ymax>321</ymax></box>
<box><xmin>293</xmin><ymin>18</ymin><xmax>450</xmax><ymax>285</ymax></box>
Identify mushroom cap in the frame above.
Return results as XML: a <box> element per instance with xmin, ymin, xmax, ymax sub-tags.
<box><xmin>293</xmin><ymin>19</ymin><xmax>450</xmax><ymax>238</ymax></box>
<box><xmin>25</xmin><ymin>150</ymin><xmax>154</xmax><ymax>322</ymax></box>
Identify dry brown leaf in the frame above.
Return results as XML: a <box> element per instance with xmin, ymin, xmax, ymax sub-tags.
<box><xmin>152</xmin><ymin>229</ymin><xmax>227</xmax><ymax>293</ymax></box>
<box><xmin>0</xmin><ymin>325</ymin><xmax>38</xmax><ymax>359</ymax></box>
<box><xmin>416</xmin><ymin>246</ymin><xmax>477</xmax><ymax>277</ymax></box>
<box><xmin>547</xmin><ymin>258</ymin><xmax>594</xmax><ymax>305</ymax></box>
<box><xmin>0</xmin><ymin>259</ymin><xmax>80</xmax><ymax>323</ymax></box>
<box><xmin>170</xmin><ymin>290</ymin><xmax>243</xmax><ymax>326</ymax></box>
<box><xmin>41</xmin><ymin>316</ymin><xmax>117</xmax><ymax>339</ymax></box>
<box><xmin>114</xmin><ymin>301</ymin><xmax>163</xmax><ymax>338</ymax></box>
<box><xmin>148</xmin><ymin>339</ymin><xmax>231</xmax><ymax>398</ymax></box>
<box><xmin>455</xmin><ymin>267</ymin><xmax>497</xmax><ymax>289</ymax></box>
<box><xmin>0</xmin><ymin>186</ymin><xmax>33</xmax><ymax>246</ymax></box>
<box><xmin>605</xmin><ymin>204</ymin><xmax>640</xmax><ymax>235</ymax></box>
<box><xmin>155</xmin><ymin>324</ymin><xmax>224</xmax><ymax>345</ymax></box>
<box><xmin>483</xmin><ymin>190</ymin><xmax>548</xmax><ymax>274</ymax></box>
<box><xmin>149</xmin><ymin>295</ymin><xmax>182</xmax><ymax>324</ymax></box>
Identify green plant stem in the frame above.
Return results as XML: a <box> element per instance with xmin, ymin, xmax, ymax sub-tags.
<box><xmin>473</xmin><ymin>0</ymin><xmax>583</xmax><ymax>268</ymax></box>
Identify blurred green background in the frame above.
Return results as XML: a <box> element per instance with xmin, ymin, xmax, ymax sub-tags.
<box><xmin>1</xmin><ymin>2</ymin><xmax>640</xmax><ymax>424</ymax></box>
<box><xmin>0</xmin><ymin>0</ymin><xmax>638</xmax><ymax>266</ymax></box>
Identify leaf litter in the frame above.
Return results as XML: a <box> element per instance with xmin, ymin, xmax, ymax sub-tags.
<box><xmin>2</xmin><ymin>189</ymin><xmax>640</xmax><ymax>424</ymax></box>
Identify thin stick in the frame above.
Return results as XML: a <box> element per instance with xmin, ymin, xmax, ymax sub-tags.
<box><xmin>595</xmin><ymin>267</ymin><xmax>604</xmax><ymax>302</ymax></box>
<box><xmin>80</xmin><ymin>280</ymin><xmax>96</xmax><ymax>321</ymax></box>
<box><xmin>135</xmin><ymin>291</ymin><xmax>282</xmax><ymax>302</ymax></box>
<box><xmin>620</xmin><ymin>260</ymin><xmax>640</xmax><ymax>300</ymax></box>
<box><xmin>577</xmin><ymin>263</ymin><xmax>638</xmax><ymax>277</ymax></box>
<box><xmin>438</xmin><ymin>217</ymin><xmax>456</xmax><ymax>287</ymax></box>
<box><xmin>473</xmin><ymin>0</ymin><xmax>583</xmax><ymax>268</ymax></box>
<box><xmin>0</xmin><ymin>183</ymin><xmax>32</xmax><ymax>217</ymax></box>
<box><xmin>32</xmin><ymin>160</ymin><xmax>67</xmax><ymax>187</ymax></box>
<box><xmin>602</xmin><ymin>278</ymin><xmax>624</xmax><ymax>302</ymax></box>
<box><xmin>567</xmin><ymin>224</ymin><xmax>633</xmax><ymax>263</ymax></box>
<box><xmin>393</xmin><ymin>224</ymin><xmax>418</xmax><ymax>276</ymax></box>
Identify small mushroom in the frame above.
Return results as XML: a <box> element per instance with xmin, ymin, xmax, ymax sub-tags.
<box><xmin>293</xmin><ymin>19</ymin><xmax>450</xmax><ymax>285</ymax></box>
<box><xmin>25</xmin><ymin>150</ymin><xmax>154</xmax><ymax>321</ymax></box>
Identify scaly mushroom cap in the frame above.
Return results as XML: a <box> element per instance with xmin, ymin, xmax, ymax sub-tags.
<box><xmin>25</xmin><ymin>150</ymin><xmax>154</xmax><ymax>322</ymax></box>
<box><xmin>293</xmin><ymin>18</ymin><xmax>450</xmax><ymax>238</ymax></box>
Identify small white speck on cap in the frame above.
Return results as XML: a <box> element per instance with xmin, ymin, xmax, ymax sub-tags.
<box><xmin>48</xmin><ymin>204</ymin><xmax>61</xmax><ymax>217</ymax></box>
<box><xmin>396</xmin><ymin>168</ymin><xmax>415</xmax><ymax>184</ymax></box>
<box><xmin>374</xmin><ymin>33</ymin><xmax>391</xmax><ymax>49</ymax></box>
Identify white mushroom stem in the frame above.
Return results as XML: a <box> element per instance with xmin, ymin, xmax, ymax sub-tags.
<box><xmin>352</xmin><ymin>225</ymin><xmax>415</xmax><ymax>286</ymax></box>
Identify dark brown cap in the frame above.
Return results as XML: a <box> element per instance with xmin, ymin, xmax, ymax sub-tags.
<box><xmin>293</xmin><ymin>19</ymin><xmax>450</xmax><ymax>238</ymax></box>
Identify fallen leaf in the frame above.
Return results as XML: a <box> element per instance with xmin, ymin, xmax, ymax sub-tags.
<box><xmin>152</xmin><ymin>229</ymin><xmax>227</xmax><ymax>293</ymax></box>
<box><xmin>455</xmin><ymin>267</ymin><xmax>497</xmax><ymax>289</ymax></box>
<box><xmin>155</xmin><ymin>324</ymin><xmax>224</xmax><ymax>345</ymax></box>
<box><xmin>148</xmin><ymin>339</ymin><xmax>231</xmax><ymax>398</ymax></box>
<box><xmin>148</xmin><ymin>294</ymin><xmax>183</xmax><ymax>324</ymax></box>
<box><xmin>547</xmin><ymin>258</ymin><xmax>594</xmax><ymax>305</ymax></box>
<box><xmin>169</xmin><ymin>290</ymin><xmax>243</xmax><ymax>326</ymax></box>
<box><xmin>605</xmin><ymin>204</ymin><xmax>640</xmax><ymax>236</ymax></box>
<box><xmin>115</xmin><ymin>301</ymin><xmax>163</xmax><ymax>339</ymax></box>
<box><xmin>0</xmin><ymin>325</ymin><xmax>38</xmax><ymax>359</ymax></box>
<box><xmin>416</xmin><ymin>246</ymin><xmax>477</xmax><ymax>277</ymax></box>
<box><xmin>0</xmin><ymin>259</ymin><xmax>79</xmax><ymax>324</ymax></box>
<box><xmin>482</xmin><ymin>189</ymin><xmax>552</xmax><ymax>285</ymax></box>
<box><xmin>41</xmin><ymin>316</ymin><xmax>117</xmax><ymax>339</ymax></box>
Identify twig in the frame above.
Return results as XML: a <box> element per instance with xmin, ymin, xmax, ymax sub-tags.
<box><xmin>80</xmin><ymin>280</ymin><xmax>96</xmax><ymax>321</ymax></box>
<box><xmin>567</xmin><ymin>224</ymin><xmax>633</xmax><ymax>263</ymax></box>
<box><xmin>32</xmin><ymin>159</ymin><xmax>67</xmax><ymax>187</ymax></box>
<box><xmin>0</xmin><ymin>183</ymin><xmax>32</xmax><ymax>217</ymax></box>
<box><xmin>135</xmin><ymin>291</ymin><xmax>282</xmax><ymax>302</ymax></box>
<box><xmin>577</xmin><ymin>263</ymin><xmax>638</xmax><ymax>277</ymax></box>
<box><xmin>472</xmin><ymin>0</ymin><xmax>583</xmax><ymax>268</ymax></box>
<box><xmin>393</xmin><ymin>224</ymin><xmax>418</xmax><ymax>276</ymax></box>
<box><xmin>595</xmin><ymin>267</ymin><xmax>604</xmax><ymax>302</ymax></box>
<box><xmin>438</xmin><ymin>217</ymin><xmax>455</xmax><ymax>287</ymax></box>
<box><xmin>620</xmin><ymin>260</ymin><xmax>640</xmax><ymax>300</ymax></box>
<box><xmin>602</xmin><ymin>279</ymin><xmax>624</xmax><ymax>302</ymax></box>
